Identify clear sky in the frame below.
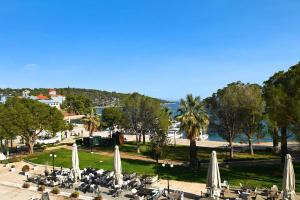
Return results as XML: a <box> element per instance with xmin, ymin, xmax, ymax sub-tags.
<box><xmin>0</xmin><ymin>1</ymin><xmax>299</xmax><ymax>100</ymax></box>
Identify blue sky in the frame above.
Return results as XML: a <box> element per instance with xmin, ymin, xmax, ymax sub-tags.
<box><xmin>0</xmin><ymin>1</ymin><xmax>299</xmax><ymax>100</ymax></box>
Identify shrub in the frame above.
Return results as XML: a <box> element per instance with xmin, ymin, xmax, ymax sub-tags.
<box><xmin>22</xmin><ymin>165</ymin><xmax>30</xmax><ymax>172</ymax></box>
<box><xmin>44</xmin><ymin>169</ymin><xmax>49</xmax><ymax>176</ymax></box>
<box><xmin>94</xmin><ymin>196</ymin><xmax>103</xmax><ymax>200</ymax></box>
<box><xmin>11</xmin><ymin>165</ymin><xmax>15</xmax><ymax>168</ymax></box>
<box><xmin>51</xmin><ymin>187</ymin><xmax>60</xmax><ymax>194</ymax></box>
<box><xmin>22</xmin><ymin>183</ymin><xmax>30</xmax><ymax>188</ymax></box>
<box><xmin>8</xmin><ymin>156</ymin><xmax>23</xmax><ymax>163</ymax></box>
<box><xmin>38</xmin><ymin>185</ymin><xmax>45</xmax><ymax>192</ymax></box>
<box><xmin>70</xmin><ymin>191</ymin><xmax>80</xmax><ymax>198</ymax></box>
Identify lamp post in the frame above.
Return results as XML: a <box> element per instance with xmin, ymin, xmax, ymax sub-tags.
<box><xmin>49</xmin><ymin>153</ymin><xmax>57</xmax><ymax>175</ymax></box>
<box><xmin>162</xmin><ymin>161</ymin><xmax>173</xmax><ymax>194</ymax></box>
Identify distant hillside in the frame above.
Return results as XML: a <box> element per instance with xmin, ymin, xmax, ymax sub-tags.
<box><xmin>0</xmin><ymin>87</ymin><xmax>167</xmax><ymax>106</ymax></box>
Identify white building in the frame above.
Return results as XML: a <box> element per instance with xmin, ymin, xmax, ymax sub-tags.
<box><xmin>22</xmin><ymin>89</ymin><xmax>65</xmax><ymax>109</ymax></box>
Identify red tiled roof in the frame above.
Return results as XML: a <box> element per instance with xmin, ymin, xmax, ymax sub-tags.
<box><xmin>36</xmin><ymin>94</ymin><xmax>49</xmax><ymax>100</ymax></box>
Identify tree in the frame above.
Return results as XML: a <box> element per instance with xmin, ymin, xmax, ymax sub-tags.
<box><xmin>123</xmin><ymin>93</ymin><xmax>142</xmax><ymax>153</ymax></box>
<box><xmin>150</xmin><ymin>130</ymin><xmax>169</xmax><ymax>163</ymax></box>
<box><xmin>263</xmin><ymin>71</ymin><xmax>291</xmax><ymax>163</ymax></box>
<box><xmin>62</xmin><ymin>95</ymin><xmax>92</xmax><ymax>114</ymax></box>
<box><xmin>83</xmin><ymin>108</ymin><xmax>100</xmax><ymax>137</ymax></box>
<box><xmin>263</xmin><ymin>62</ymin><xmax>300</xmax><ymax>163</ymax></box>
<box><xmin>123</xmin><ymin>93</ymin><xmax>170</xmax><ymax>153</ymax></box>
<box><xmin>176</xmin><ymin>94</ymin><xmax>209</xmax><ymax>168</ymax></box>
<box><xmin>206</xmin><ymin>82</ymin><xmax>245</xmax><ymax>159</ymax></box>
<box><xmin>239</xmin><ymin>84</ymin><xmax>264</xmax><ymax>155</ymax></box>
<box><xmin>3</xmin><ymin>97</ymin><xmax>66</xmax><ymax>154</ymax></box>
<box><xmin>101</xmin><ymin>107</ymin><xmax>123</xmax><ymax>130</ymax></box>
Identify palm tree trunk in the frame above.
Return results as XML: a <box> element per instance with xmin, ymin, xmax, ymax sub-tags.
<box><xmin>189</xmin><ymin>139</ymin><xmax>197</xmax><ymax>168</ymax></box>
<box><xmin>281</xmin><ymin>126</ymin><xmax>287</xmax><ymax>164</ymax></box>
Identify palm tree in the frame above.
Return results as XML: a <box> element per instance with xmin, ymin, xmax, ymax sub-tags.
<box><xmin>83</xmin><ymin>108</ymin><xmax>100</xmax><ymax>137</ymax></box>
<box><xmin>176</xmin><ymin>94</ymin><xmax>209</xmax><ymax>168</ymax></box>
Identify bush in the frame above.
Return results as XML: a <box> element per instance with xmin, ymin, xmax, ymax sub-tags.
<box><xmin>94</xmin><ymin>196</ymin><xmax>103</xmax><ymax>200</ymax></box>
<box><xmin>11</xmin><ymin>165</ymin><xmax>15</xmax><ymax>168</ymax></box>
<box><xmin>22</xmin><ymin>183</ymin><xmax>30</xmax><ymax>188</ymax></box>
<box><xmin>22</xmin><ymin>165</ymin><xmax>30</xmax><ymax>172</ymax></box>
<box><xmin>70</xmin><ymin>191</ymin><xmax>80</xmax><ymax>198</ymax></box>
<box><xmin>38</xmin><ymin>185</ymin><xmax>45</xmax><ymax>192</ymax></box>
<box><xmin>51</xmin><ymin>187</ymin><xmax>60</xmax><ymax>194</ymax></box>
<box><xmin>44</xmin><ymin>169</ymin><xmax>49</xmax><ymax>176</ymax></box>
<box><xmin>8</xmin><ymin>156</ymin><xmax>23</xmax><ymax>163</ymax></box>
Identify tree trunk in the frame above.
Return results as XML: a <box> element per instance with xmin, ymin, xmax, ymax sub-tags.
<box><xmin>229</xmin><ymin>139</ymin><xmax>234</xmax><ymax>159</ymax></box>
<box><xmin>0</xmin><ymin>137</ymin><xmax>3</xmax><ymax>150</ymax></box>
<box><xmin>136</xmin><ymin>133</ymin><xmax>140</xmax><ymax>154</ymax></box>
<box><xmin>281</xmin><ymin>126</ymin><xmax>287</xmax><ymax>164</ymax></box>
<box><xmin>142</xmin><ymin>131</ymin><xmax>146</xmax><ymax>144</ymax></box>
<box><xmin>248</xmin><ymin>137</ymin><xmax>254</xmax><ymax>155</ymax></box>
<box><xmin>189</xmin><ymin>139</ymin><xmax>198</xmax><ymax>168</ymax></box>
<box><xmin>10</xmin><ymin>138</ymin><xmax>13</xmax><ymax>148</ymax></box>
<box><xmin>273</xmin><ymin>127</ymin><xmax>279</xmax><ymax>152</ymax></box>
<box><xmin>28</xmin><ymin>142</ymin><xmax>34</xmax><ymax>154</ymax></box>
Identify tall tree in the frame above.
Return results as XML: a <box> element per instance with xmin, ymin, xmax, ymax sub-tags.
<box><xmin>123</xmin><ymin>93</ymin><xmax>142</xmax><ymax>153</ymax></box>
<box><xmin>239</xmin><ymin>84</ymin><xmax>264</xmax><ymax>155</ymax></box>
<box><xmin>3</xmin><ymin>97</ymin><xmax>66</xmax><ymax>154</ymax></box>
<box><xmin>176</xmin><ymin>94</ymin><xmax>209</xmax><ymax>168</ymax></box>
<box><xmin>62</xmin><ymin>95</ymin><xmax>92</xmax><ymax>114</ymax></box>
<box><xmin>263</xmin><ymin>71</ymin><xmax>290</xmax><ymax>163</ymax></box>
<box><xmin>263</xmin><ymin>62</ymin><xmax>300</xmax><ymax>163</ymax></box>
<box><xmin>83</xmin><ymin>108</ymin><xmax>100</xmax><ymax>137</ymax></box>
<box><xmin>206</xmin><ymin>82</ymin><xmax>245</xmax><ymax>159</ymax></box>
<box><xmin>101</xmin><ymin>107</ymin><xmax>124</xmax><ymax>130</ymax></box>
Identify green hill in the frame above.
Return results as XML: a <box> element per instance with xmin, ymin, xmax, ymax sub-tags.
<box><xmin>0</xmin><ymin>87</ymin><xmax>167</xmax><ymax>106</ymax></box>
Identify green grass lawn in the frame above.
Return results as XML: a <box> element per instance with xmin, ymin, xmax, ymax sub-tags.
<box><xmin>26</xmin><ymin>148</ymin><xmax>299</xmax><ymax>192</ymax></box>
<box><xmin>95</xmin><ymin>141</ymin><xmax>279</xmax><ymax>163</ymax></box>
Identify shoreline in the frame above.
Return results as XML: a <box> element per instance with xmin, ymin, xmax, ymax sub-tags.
<box><xmin>91</xmin><ymin>131</ymin><xmax>299</xmax><ymax>150</ymax></box>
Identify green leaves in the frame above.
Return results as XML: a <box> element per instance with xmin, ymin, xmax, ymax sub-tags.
<box><xmin>0</xmin><ymin>97</ymin><xmax>66</xmax><ymax>153</ymax></box>
<box><xmin>177</xmin><ymin>94</ymin><xmax>208</xmax><ymax>140</ymax></box>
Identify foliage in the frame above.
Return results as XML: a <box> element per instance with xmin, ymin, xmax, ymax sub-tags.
<box><xmin>0</xmin><ymin>97</ymin><xmax>66</xmax><ymax>154</ymax></box>
<box><xmin>122</xmin><ymin>93</ymin><xmax>169</xmax><ymax>153</ymax></box>
<box><xmin>206</xmin><ymin>82</ymin><xmax>246</xmax><ymax>159</ymax></box>
<box><xmin>149</xmin><ymin>130</ymin><xmax>169</xmax><ymax>162</ymax></box>
<box><xmin>22</xmin><ymin>183</ymin><xmax>30</xmax><ymax>188</ymax></box>
<box><xmin>83</xmin><ymin>108</ymin><xmax>100</xmax><ymax>136</ymax></box>
<box><xmin>176</xmin><ymin>94</ymin><xmax>209</xmax><ymax>168</ymax></box>
<box><xmin>0</xmin><ymin>87</ymin><xmax>167</xmax><ymax>107</ymax></box>
<box><xmin>38</xmin><ymin>185</ymin><xmax>45</xmax><ymax>192</ymax></box>
<box><xmin>22</xmin><ymin>165</ymin><xmax>30</xmax><ymax>172</ymax></box>
<box><xmin>263</xmin><ymin>62</ymin><xmax>300</xmax><ymax>162</ymax></box>
<box><xmin>70</xmin><ymin>191</ymin><xmax>80</xmax><ymax>198</ymax></box>
<box><xmin>51</xmin><ymin>187</ymin><xmax>60</xmax><ymax>194</ymax></box>
<box><xmin>61</xmin><ymin>94</ymin><xmax>92</xmax><ymax>114</ymax></box>
<box><xmin>239</xmin><ymin>84</ymin><xmax>264</xmax><ymax>155</ymax></box>
<box><xmin>101</xmin><ymin>107</ymin><xmax>124</xmax><ymax>129</ymax></box>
